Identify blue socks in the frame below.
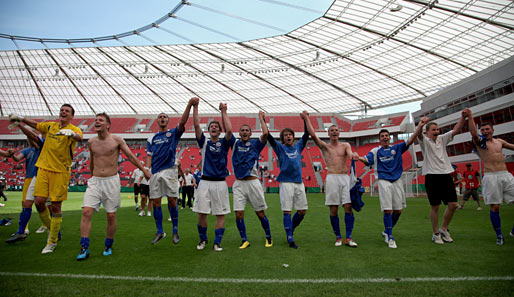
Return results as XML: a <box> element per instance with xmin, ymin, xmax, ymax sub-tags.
<box><xmin>153</xmin><ymin>206</ymin><xmax>163</xmax><ymax>234</ymax></box>
<box><xmin>259</xmin><ymin>216</ymin><xmax>271</xmax><ymax>239</ymax></box>
<box><xmin>80</xmin><ymin>237</ymin><xmax>90</xmax><ymax>249</ymax></box>
<box><xmin>168</xmin><ymin>205</ymin><xmax>178</xmax><ymax>234</ymax></box>
<box><xmin>292</xmin><ymin>212</ymin><xmax>304</xmax><ymax>233</ymax></box>
<box><xmin>330</xmin><ymin>215</ymin><xmax>341</xmax><ymax>239</ymax></box>
<box><xmin>392</xmin><ymin>212</ymin><xmax>401</xmax><ymax>227</ymax></box>
<box><xmin>236</xmin><ymin>219</ymin><xmax>247</xmax><ymax>241</ymax></box>
<box><xmin>383</xmin><ymin>213</ymin><xmax>393</xmax><ymax>238</ymax></box>
<box><xmin>197</xmin><ymin>224</ymin><xmax>207</xmax><ymax>241</ymax></box>
<box><xmin>283</xmin><ymin>213</ymin><xmax>293</xmax><ymax>243</ymax></box>
<box><xmin>490</xmin><ymin>210</ymin><xmax>502</xmax><ymax>237</ymax></box>
<box><xmin>105</xmin><ymin>238</ymin><xmax>114</xmax><ymax>248</ymax></box>
<box><xmin>214</xmin><ymin>228</ymin><xmax>225</xmax><ymax>245</ymax></box>
<box><xmin>17</xmin><ymin>208</ymin><xmax>32</xmax><ymax>235</ymax></box>
<box><xmin>345</xmin><ymin>212</ymin><xmax>354</xmax><ymax>239</ymax></box>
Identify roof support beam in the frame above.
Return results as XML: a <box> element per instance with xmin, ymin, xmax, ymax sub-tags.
<box><xmin>44</xmin><ymin>49</ymin><xmax>96</xmax><ymax>115</ymax></box>
<box><xmin>16</xmin><ymin>51</ymin><xmax>53</xmax><ymax>116</ymax></box>
<box><xmin>286</xmin><ymin>34</ymin><xmax>427</xmax><ymax>97</ymax></box>
<box><xmin>70</xmin><ymin>48</ymin><xmax>139</xmax><ymax>114</ymax></box>
<box><xmin>192</xmin><ymin>44</ymin><xmax>309</xmax><ymax>113</ymax></box>
<box><xmin>403</xmin><ymin>0</ymin><xmax>514</xmax><ymax>31</ymax></box>
<box><xmin>239</xmin><ymin>42</ymin><xmax>372</xmax><ymax>110</ymax></box>
<box><xmin>97</xmin><ymin>47</ymin><xmax>178</xmax><ymax>113</ymax></box>
<box><xmin>323</xmin><ymin>16</ymin><xmax>477</xmax><ymax>73</ymax></box>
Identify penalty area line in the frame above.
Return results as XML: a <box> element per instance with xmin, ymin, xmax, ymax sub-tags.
<box><xmin>0</xmin><ymin>272</ymin><xmax>513</xmax><ymax>283</ymax></box>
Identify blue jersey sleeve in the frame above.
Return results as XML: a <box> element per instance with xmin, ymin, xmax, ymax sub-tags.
<box><xmin>252</xmin><ymin>138</ymin><xmax>266</xmax><ymax>154</ymax></box>
<box><xmin>299</xmin><ymin>123</ymin><xmax>309</xmax><ymax>151</ymax></box>
<box><xmin>197</xmin><ymin>133</ymin><xmax>206</xmax><ymax>148</ymax></box>
<box><xmin>225</xmin><ymin>134</ymin><xmax>236</xmax><ymax>148</ymax></box>
<box><xmin>365</xmin><ymin>150</ymin><xmax>375</xmax><ymax>166</ymax></box>
<box><xmin>267</xmin><ymin>133</ymin><xmax>277</xmax><ymax>148</ymax></box>
<box><xmin>395</xmin><ymin>141</ymin><xmax>408</xmax><ymax>154</ymax></box>
<box><xmin>20</xmin><ymin>148</ymin><xmax>31</xmax><ymax>158</ymax></box>
<box><xmin>146</xmin><ymin>137</ymin><xmax>152</xmax><ymax>156</ymax></box>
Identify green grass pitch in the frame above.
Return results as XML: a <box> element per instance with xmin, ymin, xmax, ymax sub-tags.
<box><xmin>0</xmin><ymin>191</ymin><xmax>513</xmax><ymax>296</ymax></box>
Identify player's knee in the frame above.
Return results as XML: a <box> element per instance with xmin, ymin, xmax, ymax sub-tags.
<box><xmin>297</xmin><ymin>210</ymin><xmax>307</xmax><ymax>216</ymax></box>
<box><xmin>490</xmin><ymin>204</ymin><xmax>500</xmax><ymax>212</ymax></box>
<box><xmin>106</xmin><ymin>212</ymin><xmax>116</xmax><ymax>221</ymax></box>
<box><xmin>235</xmin><ymin>211</ymin><xmax>244</xmax><ymax>220</ymax></box>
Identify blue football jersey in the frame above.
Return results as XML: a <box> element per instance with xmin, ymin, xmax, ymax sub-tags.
<box><xmin>198</xmin><ymin>133</ymin><xmax>235</xmax><ymax>178</ymax></box>
<box><xmin>267</xmin><ymin>131</ymin><xmax>309</xmax><ymax>183</ymax></box>
<box><xmin>365</xmin><ymin>141</ymin><xmax>408</xmax><ymax>182</ymax></box>
<box><xmin>232</xmin><ymin>138</ymin><xmax>266</xmax><ymax>179</ymax></box>
<box><xmin>23</xmin><ymin>136</ymin><xmax>44</xmax><ymax>178</ymax></box>
<box><xmin>146</xmin><ymin>127</ymin><xmax>183</xmax><ymax>174</ymax></box>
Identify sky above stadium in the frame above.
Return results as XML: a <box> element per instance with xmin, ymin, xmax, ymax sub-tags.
<box><xmin>0</xmin><ymin>0</ymin><xmax>421</xmax><ymax>116</ymax></box>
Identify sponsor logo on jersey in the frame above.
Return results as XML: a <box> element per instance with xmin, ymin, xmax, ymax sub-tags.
<box><xmin>286</xmin><ymin>150</ymin><xmax>298</xmax><ymax>159</ymax></box>
<box><xmin>166</xmin><ymin>132</ymin><xmax>171</xmax><ymax>137</ymax></box>
<box><xmin>216</xmin><ymin>142</ymin><xmax>221</xmax><ymax>147</ymax></box>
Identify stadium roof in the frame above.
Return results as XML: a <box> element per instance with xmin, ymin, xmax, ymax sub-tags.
<box><xmin>1</xmin><ymin>0</ymin><xmax>513</xmax><ymax>117</ymax></box>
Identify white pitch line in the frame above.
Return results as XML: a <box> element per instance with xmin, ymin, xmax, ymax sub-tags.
<box><xmin>0</xmin><ymin>272</ymin><xmax>513</xmax><ymax>284</ymax></box>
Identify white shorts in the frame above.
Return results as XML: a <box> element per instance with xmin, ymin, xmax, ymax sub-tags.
<box><xmin>377</xmin><ymin>179</ymin><xmax>406</xmax><ymax>211</ymax></box>
<box><xmin>149</xmin><ymin>167</ymin><xmax>178</xmax><ymax>199</ymax></box>
<box><xmin>25</xmin><ymin>177</ymin><xmax>37</xmax><ymax>201</ymax></box>
<box><xmin>233</xmin><ymin>179</ymin><xmax>267</xmax><ymax>212</ymax></box>
<box><xmin>193</xmin><ymin>180</ymin><xmax>230</xmax><ymax>215</ymax></box>
<box><xmin>82</xmin><ymin>175</ymin><xmax>121</xmax><ymax>213</ymax></box>
<box><xmin>325</xmin><ymin>174</ymin><xmax>351</xmax><ymax>206</ymax></box>
<box><xmin>279</xmin><ymin>182</ymin><xmax>308</xmax><ymax>212</ymax></box>
<box><xmin>482</xmin><ymin>171</ymin><xmax>514</xmax><ymax>205</ymax></box>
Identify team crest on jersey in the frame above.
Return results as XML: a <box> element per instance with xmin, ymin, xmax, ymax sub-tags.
<box><xmin>245</xmin><ymin>142</ymin><xmax>251</xmax><ymax>146</ymax></box>
<box><xmin>392</xmin><ymin>150</ymin><xmax>396</xmax><ymax>155</ymax></box>
<box><xmin>216</xmin><ymin>142</ymin><xmax>221</xmax><ymax>147</ymax></box>
<box><xmin>166</xmin><ymin>132</ymin><xmax>171</xmax><ymax>137</ymax></box>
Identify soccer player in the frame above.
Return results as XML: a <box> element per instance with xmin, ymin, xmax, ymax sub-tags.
<box><xmin>193</xmin><ymin>100</ymin><xmax>235</xmax><ymax>251</ymax></box>
<box><xmin>76</xmin><ymin>113</ymin><xmax>150</xmax><ymax>260</ymax></box>
<box><xmin>418</xmin><ymin>109</ymin><xmax>468</xmax><ymax>245</ymax></box>
<box><xmin>146</xmin><ymin>98</ymin><xmax>196</xmax><ymax>245</ymax></box>
<box><xmin>5</xmin><ymin>123</ymin><xmax>46</xmax><ymax>243</ymax></box>
<box><xmin>231</xmin><ymin>111</ymin><xmax>272</xmax><ymax>249</ymax></box>
<box><xmin>180</xmin><ymin>167</ymin><xmax>195</xmax><ymax>209</ymax></box>
<box><xmin>303</xmin><ymin>111</ymin><xmax>357</xmax><ymax>247</ymax></box>
<box><xmin>459</xmin><ymin>163</ymin><xmax>483</xmax><ymax>210</ymax></box>
<box><xmin>354</xmin><ymin>120</ymin><xmax>426</xmax><ymax>248</ymax></box>
<box><xmin>132</xmin><ymin>161</ymin><xmax>152</xmax><ymax>217</ymax></box>
<box><xmin>467</xmin><ymin>111</ymin><xmax>514</xmax><ymax>245</ymax></box>
<box><xmin>266</xmin><ymin>112</ymin><xmax>310</xmax><ymax>249</ymax></box>
<box><xmin>9</xmin><ymin>104</ymin><xmax>83</xmax><ymax>253</ymax></box>
<box><xmin>129</xmin><ymin>164</ymin><xmax>143</xmax><ymax>211</ymax></box>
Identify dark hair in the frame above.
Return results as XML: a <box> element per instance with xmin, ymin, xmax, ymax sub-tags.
<box><xmin>239</xmin><ymin>124</ymin><xmax>252</xmax><ymax>132</ymax></box>
<box><xmin>280</xmin><ymin>128</ymin><xmax>295</xmax><ymax>143</ymax></box>
<box><xmin>425</xmin><ymin>122</ymin><xmax>438</xmax><ymax>131</ymax></box>
<box><xmin>208</xmin><ymin>120</ymin><xmax>222</xmax><ymax>132</ymax></box>
<box><xmin>480</xmin><ymin>122</ymin><xmax>493</xmax><ymax>129</ymax></box>
<box><xmin>378</xmin><ymin>129</ymin><xmax>390</xmax><ymax>137</ymax></box>
<box><xmin>61</xmin><ymin>103</ymin><xmax>75</xmax><ymax>116</ymax></box>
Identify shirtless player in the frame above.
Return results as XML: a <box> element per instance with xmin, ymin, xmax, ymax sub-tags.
<box><xmin>303</xmin><ymin>111</ymin><xmax>357</xmax><ymax>247</ymax></box>
<box><xmin>467</xmin><ymin>110</ymin><xmax>514</xmax><ymax>245</ymax></box>
<box><xmin>76</xmin><ymin>113</ymin><xmax>150</xmax><ymax>260</ymax></box>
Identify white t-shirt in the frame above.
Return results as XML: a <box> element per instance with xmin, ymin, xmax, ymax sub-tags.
<box><xmin>420</xmin><ymin>131</ymin><xmax>454</xmax><ymax>175</ymax></box>
<box><xmin>183</xmin><ymin>173</ymin><xmax>194</xmax><ymax>186</ymax></box>
<box><xmin>132</xmin><ymin>168</ymin><xmax>150</xmax><ymax>185</ymax></box>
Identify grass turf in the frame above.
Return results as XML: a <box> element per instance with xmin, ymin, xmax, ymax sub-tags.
<box><xmin>0</xmin><ymin>191</ymin><xmax>513</xmax><ymax>296</ymax></box>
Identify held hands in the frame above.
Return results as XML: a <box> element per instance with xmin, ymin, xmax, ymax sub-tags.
<box><xmin>8</xmin><ymin>121</ymin><xmax>20</xmax><ymax>130</ymax></box>
<box><xmin>8</xmin><ymin>113</ymin><xmax>24</xmax><ymax>123</ymax></box>
<box><xmin>56</xmin><ymin>129</ymin><xmax>76</xmax><ymax>137</ymax></box>
<box><xmin>351</xmin><ymin>152</ymin><xmax>360</xmax><ymax>161</ymax></box>
<box><xmin>219</xmin><ymin>103</ymin><xmax>227</xmax><ymax>112</ymax></box>
<box><xmin>259</xmin><ymin>110</ymin><xmax>265</xmax><ymax>120</ymax></box>
<box><xmin>143</xmin><ymin>168</ymin><xmax>151</xmax><ymax>181</ymax></box>
<box><xmin>462</xmin><ymin>108</ymin><xmax>471</xmax><ymax>118</ymax></box>
<box><xmin>190</xmin><ymin>97</ymin><xmax>200</xmax><ymax>106</ymax></box>
<box><xmin>419</xmin><ymin>117</ymin><xmax>430</xmax><ymax>126</ymax></box>
<box><xmin>300</xmin><ymin>110</ymin><xmax>309</xmax><ymax>120</ymax></box>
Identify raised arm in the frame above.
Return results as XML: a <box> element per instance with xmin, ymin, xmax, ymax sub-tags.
<box><xmin>220</xmin><ymin>103</ymin><xmax>232</xmax><ymax>141</ymax></box>
<box><xmin>500</xmin><ymin>139</ymin><xmax>514</xmax><ymax>151</ymax></box>
<box><xmin>12</xmin><ymin>150</ymin><xmax>26</xmax><ymax>162</ymax></box>
<box><xmin>301</xmin><ymin>110</ymin><xmax>325</xmax><ymax>149</ymax></box>
<box><xmin>118</xmin><ymin>136</ymin><xmax>150</xmax><ymax>180</ymax></box>
<box><xmin>466</xmin><ymin>109</ymin><xmax>481</xmax><ymax>146</ymax></box>
<box><xmin>259</xmin><ymin>111</ymin><xmax>268</xmax><ymax>144</ymax></box>
<box><xmin>18</xmin><ymin>124</ymin><xmax>39</xmax><ymax>144</ymax></box>
<box><xmin>177</xmin><ymin>161</ymin><xmax>186</xmax><ymax>182</ymax></box>
<box><xmin>178</xmin><ymin>97</ymin><xmax>198</xmax><ymax>132</ymax></box>
<box><xmin>452</xmin><ymin>108</ymin><xmax>468</xmax><ymax>137</ymax></box>
<box><xmin>193</xmin><ymin>99</ymin><xmax>203</xmax><ymax>140</ymax></box>
<box><xmin>0</xmin><ymin>149</ymin><xmax>13</xmax><ymax>158</ymax></box>
<box><xmin>407</xmin><ymin>117</ymin><xmax>429</xmax><ymax>147</ymax></box>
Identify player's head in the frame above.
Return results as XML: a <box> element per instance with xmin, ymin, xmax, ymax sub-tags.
<box><xmin>239</xmin><ymin>124</ymin><xmax>252</xmax><ymax>141</ymax></box>
<box><xmin>425</xmin><ymin>122</ymin><xmax>440</xmax><ymax>139</ymax></box>
<box><xmin>208</xmin><ymin>120</ymin><xmax>222</xmax><ymax>138</ymax></box>
<box><xmin>94</xmin><ymin>112</ymin><xmax>111</xmax><ymax>132</ymax></box>
<box><xmin>157</xmin><ymin>113</ymin><xmax>169</xmax><ymax>129</ymax></box>
<box><xmin>479</xmin><ymin>122</ymin><xmax>494</xmax><ymax>139</ymax></box>
<box><xmin>185</xmin><ymin>167</ymin><xmax>191</xmax><ymax>174</ymax></box>
<box><xmin>327</xmin><ymin>125</ymin><xmax>340</xmax><ymax>140</ymax></box>
<box><xmin>59</xmin><ymin>104</ymin><xmax>75</xmax><ymax>123</ymax></box>
<box><xmin>466</xmin><ymin>163</ymin><xmax>472</xmax><ymax>169</ymax></box>
<box><xmin>280</xmin><ymin>128</ymin><xmax>295</xmax><ymax>146</ymax></box>
<box><xmin>378</xmin><ymin>129</ymin><xmax>390</xmax><ymax>147</ymax></box>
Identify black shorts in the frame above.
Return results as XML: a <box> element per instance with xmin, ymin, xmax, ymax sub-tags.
<box><xmin>463</xmin><ymin>188</ymin><xmax>479</xmax><ymax>201</ymax></box>
<box><xmin>139</xmin><ymin>184</ymin><xmax>150</xmax><ymax>196</ymax></box>
<box><xmin>133</xmin><ymin>184</ymin><xmax>141</xmax><ymax>196</ymax></box>
<box><xmin>425</xmin><ymin>174</ymin><xmax>458</xmax><ymax>206</ymax></box>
